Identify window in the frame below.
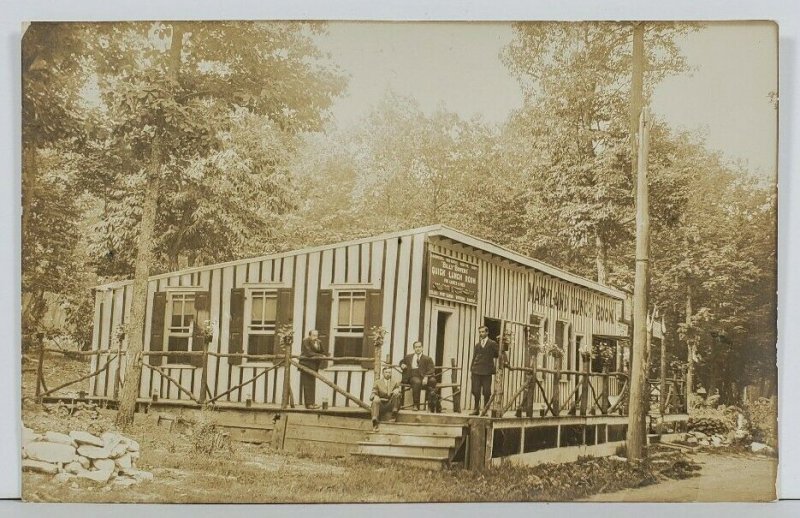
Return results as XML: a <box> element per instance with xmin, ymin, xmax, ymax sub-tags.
<box><xmin>167</xmin><ymin>292</ymin><xmax>195</xmax><ymax>364</ymax></box>
<box><xmin>247</xmin><ymin>290</ymin><xmax>277</xmax><ymax>359</ymax></box>
<box><xmin>333</xmin><ymin>290</ymin><xmax>366</xmax><ymax>364</ymax></box>
<box><xmin>591</xmin><ymin>338</ymin><xmax>617</xmax><ymax>373</ymax></box>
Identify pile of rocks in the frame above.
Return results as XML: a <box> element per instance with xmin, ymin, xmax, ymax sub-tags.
<box><xmin>22</xmin><ymin>427</ymin><xmax>153</xmax><ymax>487</ymax></box>
<box><xmin>684</xmin><ymin>430</ymin><xmax>731</xmax><ymax>447</ymax></box>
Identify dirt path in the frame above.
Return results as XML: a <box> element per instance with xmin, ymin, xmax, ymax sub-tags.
<box><xmin>582</xmin><ymin>452</ymin><xmax>778</xmax><ymax>502</ymax></box>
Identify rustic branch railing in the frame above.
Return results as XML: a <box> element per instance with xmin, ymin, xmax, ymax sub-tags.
<box><xmin>505</xmin><ymin>363</ymin><xmax>629</xmax><ymax>417</ymax></box>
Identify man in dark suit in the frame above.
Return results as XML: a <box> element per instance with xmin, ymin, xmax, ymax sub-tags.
<box><xmin>470</xmin><ymin>325</ymin><xmax>499</xmax><ymax>415</ymax></box>
<box><xmin>300</xmin><ymin>329</ymin><xmax>327</xmax><ymax>409</ymax></box>
<box><xmin>400</xmin><ymin>341</ymin><xmax>438</xmax><ymax>411</ymax></box>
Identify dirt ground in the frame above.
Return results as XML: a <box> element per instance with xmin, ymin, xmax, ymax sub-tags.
<box><xmin>582</xmin><ymin>451</ymin><xmax>778</xmax><ymax>502</ymax></box>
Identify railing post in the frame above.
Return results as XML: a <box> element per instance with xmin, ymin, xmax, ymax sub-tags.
<box><xmin>600</xmin><ymin>365</ymin><xmax>610</xmax><ymax>414</ymax></box>
<box><xmin>524</xmin><ymin>351</ymin><xmax>538</xmax><ymax>417</ymax></box>
<box><xmin>551</xmin><ymin>357</ymin><xmax>562</xmax><ymax>416</ymax></box>
<box><xmin>579</xmin><ymin>355</ymin><xmax>590</xmax><ymax>416</ymax></box>
<box><xmin>451</xmin><ymin>358</ymin><xmax>461</xmax><ymax>413</ymax></box>
<box><xmin>199</xmin><ymin>335</ymin><xmax>210</xmax><ymax>405</ymax></box>
<box><xmin>113</xmin><ymin>331</ymin><xmax>124</xmax><ymax>401</ymax></box>
<box><xmin>35</xmin><ymin>332</ymin><xmax>45</xmax><ymax>401</ymax></box>
<box><xmin>491</xmin><ymin>325</ymin><xmax>508</xmax><ymax>418</ymax></box>
<box><xmin>281</xmin><ymin>335</ymin><xmax>291</xmax><ymax>409</ymax></box>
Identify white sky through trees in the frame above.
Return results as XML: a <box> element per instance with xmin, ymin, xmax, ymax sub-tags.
<box><xmin>315</xmin><ymin>21</ymin><xmax>777</xmax><ymax>179</ymax></box>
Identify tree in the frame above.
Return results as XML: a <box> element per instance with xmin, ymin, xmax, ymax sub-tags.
<box><xmin>502</xmin><ymin>22</ymin><xmax>695</xmax><ymax>284</ymax></box>
<box><xmin>58</xmin><ymin>21</ymin><xmax>347</xmax><ymax>428</ymax></box>
<box><xmin>21</xmin><ymin>24</ymin><xmax>94</xmax><ymax>341</ymax></box>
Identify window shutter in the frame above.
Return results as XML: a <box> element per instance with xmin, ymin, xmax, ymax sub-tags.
<box><xmin>228</xmin><ymin>288</ymin><xmax>245</xmax><ymax>366</ymax></box>
<box><xmin>276</xmin><ymin>288</ymin><xmax>295</xmax><ymax>355</ymax></box>
<box><xmin>189</xmin><ymin>291</ymin><xmax>211</xmax><ymax>368</ymax></box>
<box><xmin>149</xmin><ymin>292</ymin><xmax>167</xmax><ymax>367</ymax></box>
<box><xmin>315</xmin><ymin>290</ymin><xmax>333</xmax><ymax>359</ymax></box>
<box><xmin>361</xmin><ymin>289</ymin><xmax>384</xmax><ymax>370</ymax></box>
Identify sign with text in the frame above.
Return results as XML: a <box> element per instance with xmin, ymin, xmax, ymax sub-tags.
<box><xmin>428</xmin><ymin>253</ymin><xmax>479</xmax><ymax>305</ymax></box>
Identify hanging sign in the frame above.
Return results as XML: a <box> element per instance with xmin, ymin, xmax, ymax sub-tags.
<box><xmin>428</xmin><ymin>253</ymin><xmax>479</xmax><ymax>305</ymax></box>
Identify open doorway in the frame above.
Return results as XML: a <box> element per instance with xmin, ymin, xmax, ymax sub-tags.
<box><xmin>434</xmin><ymin>311</ymin><xmax>449</xmax><ymax>381</ymax></box>
<box><xmin>483</xmin><ymin>317</ymin><xmax>502</xmax><ymax>343</ymax></box>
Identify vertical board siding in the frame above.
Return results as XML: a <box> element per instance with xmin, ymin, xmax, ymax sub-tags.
<box><xmin>92</xmin><ymin>230</ymin><xmax>625</xmax><ymax>411</ymax></box>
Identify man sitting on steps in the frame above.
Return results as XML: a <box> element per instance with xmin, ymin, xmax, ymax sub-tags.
<box><xmin>370</xmin><ymin>366</ymin><xmax>401</xmax><ymax>432</ymax></box>
<box><xmin>400</xmin><ymin>341</ymin><xmax>440</xmax><ymax>412</ymax></box>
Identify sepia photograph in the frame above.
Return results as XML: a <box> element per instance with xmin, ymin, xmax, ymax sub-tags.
<box><xmin>19</xmin><ymin>19</ymin><xmax>778</xmax><ymax>503</ymax></box>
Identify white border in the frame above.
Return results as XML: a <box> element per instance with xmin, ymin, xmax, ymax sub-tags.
<box><xmin>1</xmin><ymin>0</ymin><xmax>796</xmax><ymax>508</ymax></box>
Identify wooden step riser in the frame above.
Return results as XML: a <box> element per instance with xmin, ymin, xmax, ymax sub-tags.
<box><xmin>356</xmin><ymin>443</ymin><xmax>454</xmax><ymax>458</ymax></box>
<box><xmin>351</xmin><ymin>452</ymin><xmax>451</xmax><ymax>471</ymax></box>
<box><xmin>395</xmin><ymin>413</ymin><xmax>473</xmax><ymax>425</ymax></box>
<box><xmin>376</xmin><ymin>423</ymin><xmax>465</xmax><ymax>437</ymax></box>
<box><xmin>363</xmin><ymin>434</ymin><xmax>460</xmax><ymax>448</ymax></box>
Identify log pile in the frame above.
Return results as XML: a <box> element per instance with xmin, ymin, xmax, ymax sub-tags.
<box><xmin>22</xmin><ymin>426</ymin><xmax>153</xmax><ymax>487</ymax></box>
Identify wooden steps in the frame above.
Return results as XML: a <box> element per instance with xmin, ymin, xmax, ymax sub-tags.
<box><xmin>352</xmin><ymin>420</ymin><xmax>466</xmax><ymax>469</ymax></box>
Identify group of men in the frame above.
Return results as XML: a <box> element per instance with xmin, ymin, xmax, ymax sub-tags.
<box><xmin>298</xmin><ymin>326</ymin><xmax>501</xmax><ymax>432</ymax></box>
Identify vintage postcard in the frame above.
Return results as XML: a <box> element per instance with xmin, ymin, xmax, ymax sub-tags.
<box><xmin>20</xmin><ymin>20</ymin><xmax>777</xmax><ymax>503</ymax></box>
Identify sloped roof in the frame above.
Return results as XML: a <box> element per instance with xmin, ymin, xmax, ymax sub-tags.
<box><xmin>94</xmin><ymin>224</ymin><xmax>626</xmax><ymax>299</ymax></box>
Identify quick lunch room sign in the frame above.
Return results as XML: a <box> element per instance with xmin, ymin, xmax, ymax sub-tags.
<box><xmin>428</xmin><ymin>252</ymin><xmax>479</xmax><ymax>305</ymax></box>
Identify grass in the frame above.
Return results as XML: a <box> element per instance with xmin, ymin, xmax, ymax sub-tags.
<box><xmin>21</xmin><ymin>355</ymin><xmax>702</xmax><ymax>503</ymax></box>
<box><xmin>22</xmin><ymin>406</ymin><xmax>701</xmax><ymax>503</ymax></box>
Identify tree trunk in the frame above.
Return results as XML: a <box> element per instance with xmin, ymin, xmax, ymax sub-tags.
<box><xmin>115</xmin><ymin>23</ymin><xmax>184</xmax><ymax>429</ymax></box>
<box><xmin>626</xmin><ymin>21</ymin><xmax>648</xmax><ymax>461</ymax></box>
<box><xmin>595</xmin><ymin>233</ymin><xmax>607</xmax><ymax>285</ymax></box>
<box><xmin>115</xmin><ymin>155</ymin><xmax>162</xmax><ymax>429</ymax></box>
<box><xmin>685</xmin><ymin>286</ymin><xmax>694</xmax><ymax>398</ymax></box>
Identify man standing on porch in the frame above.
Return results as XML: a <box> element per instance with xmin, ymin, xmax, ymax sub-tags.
<box><xmin>371</xmin><ymin>366</ymin><xmax>401</xmax><ymax>431</ymax></box>
<box><xmin>400</xmin><ymin>341</ymin><xmax>438</xmax><ymax>411</ymax></box>
<box><xmin>300</xmin><ymin>329</ymin><xmax>326</xmax><ymax>409</ymax></box>
<box><xmin>470</xmin><ymin>325</ymin><xmax>499</xmax><ymax>415</ymax></box>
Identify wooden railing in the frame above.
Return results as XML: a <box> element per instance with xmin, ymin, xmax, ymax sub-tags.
<box><xmin>503</xmin><ymin>362</ymin><xmax>629</xmax><ymax>418</ymax></box>
<box><xmin>648</xmin><ymin>376</ymin><xmax>687</xmax><ymax>415</ymax></box>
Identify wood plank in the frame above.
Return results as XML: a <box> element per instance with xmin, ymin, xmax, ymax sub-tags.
<box><xmin>346</xmin><ymin>244</ymin><xmax>360</xmax><ymax>284</ymax></box>
<box><xmin>392</xmin><ymin>236</ymin><xmax>411</xmax><ymax>363</ymax></box>
<box><xmin>381</xmin><ymin>238</ymin><xmax>398</xmax><ymax>360</ymax></box>
<box><xmin>406</xmin><ymin>233</ymin><xmax>425</xmax><ymax>344</ymax></box>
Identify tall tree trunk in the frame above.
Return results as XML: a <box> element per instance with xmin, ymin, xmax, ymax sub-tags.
<box><xmin>685</xmin><ymin>286</ymin><xmax>694</xmax><ymax>398</ymax></box>
<box><xmin>115</xmin><ymin>150</ymin><xmax>162</xmax><ymax>429</ymax></box>
<box><xmin>626</xmin><ymin>21</ymin><xmax>648</xmax><ymax>461</ymax></box>
<box><xmin>595</xmin><ymin>233</ymin><xmax>607</xmax><ymax>285</ymax></box>
<box><xmin>116</xmin><ymin>23</ymin><xmax>184</xmax><ymax>429</ymax></box>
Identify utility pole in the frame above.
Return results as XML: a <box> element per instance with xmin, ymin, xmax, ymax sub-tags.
<box><xmin>626</xmin><ymin>21</ymin><xmax>650</xmax><ymax>460</ymax></box>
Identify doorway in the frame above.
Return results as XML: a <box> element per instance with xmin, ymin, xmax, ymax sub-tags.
<box><xmin>483</xmin><ymin>317</ymin><xmax>502</xmax><ymax>343</ymax></box>
<box><xmin>434</xmin><ymin>311</ymin><xmax>449</xmax><ymax>381</ymax></box>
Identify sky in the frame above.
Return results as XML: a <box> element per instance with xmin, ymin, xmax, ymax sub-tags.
<box><xmin>314</xmin><ymin>21</ymin><xmax>777</xmax><ymax>178</ymax></box>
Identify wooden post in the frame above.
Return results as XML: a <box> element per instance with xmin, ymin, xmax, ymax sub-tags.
<box><xmin>525</xmin><ymin>351</ymin><xmax>538</xmax><ymax>417</ymax></box>
<box><xmin>467</xmin><ymin>419</ymin><xmax>488</xmax><ymax>471</ymax></box>
<box><xmin>281</xmin><ymin>333</ymin><xmax>291</xmax><ymax>409</ymax></box>
<box><xmin>113</xmin><ymin>332</ymin><xmax>124</xmax><ymax>401</ymax></box>
<box><xmin>579</xmin><ymin>355</ymin><xmax>591</xmax><ymax>416</ymax></box>
<box><xmin>491</xmin><ymin>324</ymin><xmax>506</xmax><ymax>417</ymax></box>
<box><xmin>198</xmin><ymin>335</ymin><xmax>210</xmax><ymax>405</ymax></box>
<box><xmin>451</xmin><ymin>358</ymin><xmax>461</xmax><ymax>413</ymax></box>
<box><xmin>551</xmin><ymin>356</ymin><xmax>562</xmax><ymax>417</ymax></box>
<box><xmin>35</xmin><ymin>332</ymin><xmax>45</xmax><ymax>401</ymax></box>
<box><xmin>600</xmin><ymin>364</ymin><xmax>610</xmax><ymax>414</ymax></box>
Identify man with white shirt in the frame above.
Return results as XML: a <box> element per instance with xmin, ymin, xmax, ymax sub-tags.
<box><xmin>370</xmin><ymin>366</ymin><xmax>401</xmax><ymax>431</ymax></box>
<box><xmin>470</xmin><ymin>325</ymin><xmax>499</xmax><ymax>415</ymax></box>
<box><xmin>400</xmin><ymin>341</ymin><xmax>438</xmax><ymax>411</ymax></box>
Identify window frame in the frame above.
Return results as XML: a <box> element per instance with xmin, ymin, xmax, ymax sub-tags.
<box><xmin>164</xmin><ymin>290</ymin><xmax>197</xmax><ymax>366</ymax></box>
<box><xmin>243</xmin><ymin>287</ymin><xmax>279</xmax><ymax>364</ymax></box>
<box><xmin>330</xmin><ymin>289</ymin><xmax>367</xmax><ymax>367</ymax></box>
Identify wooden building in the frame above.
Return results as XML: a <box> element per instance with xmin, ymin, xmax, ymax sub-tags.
<box><xmin>88</xmin><ymin>225</ymin><xmax>634</xmax><ymax>413</ymax></box>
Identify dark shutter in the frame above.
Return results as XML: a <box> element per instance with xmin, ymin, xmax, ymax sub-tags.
<box><xmin>276</xmin><ymin>288</ymin><xmax>295</xmax><ymax>356</ymax></box>
<box><xmin>316</xmin><ymin>290</ymin><xmax>333</xmax><ymax>367</ymax></box>
<box><xmin>361</xmin><ymin>289</ymin><xmax>384</xmax><ymax>369</ymax></box>
<box><xmin>149</xmin><ymin>292</ymin><xmax>167</xmax><ymax>367</ymax></box>
<box><xmin>228</xmin><ymin>288</ymin><xmax>245</xmax><ymax>366</ymax></box>
<box><xmin>189</xmin><ymin>291</ymin><xmax>211</xmax><ymax>367</ymax></box>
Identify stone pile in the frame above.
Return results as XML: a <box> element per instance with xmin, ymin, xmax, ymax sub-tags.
<box><xmin>684</xmin><ymin>430</ymin><xmax>731</xmax><ymax>447</ymax></box>
<box><xmin>22</xmin><ymin>426</ymin><xmax>153</xmax><ymax>487</ymax></box>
